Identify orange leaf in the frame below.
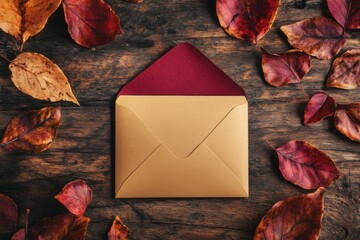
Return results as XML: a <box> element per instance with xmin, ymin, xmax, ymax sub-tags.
<box><xmin>108</xmin><ymin>216</ymin><xmax>129</xmax><ymax>240</ymax></box>
<box><xmin>334</xmin><ymin>103</ymin><xmax>360</xmax><ymax>142</ymax></box>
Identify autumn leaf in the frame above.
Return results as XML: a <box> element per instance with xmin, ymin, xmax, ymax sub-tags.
<box><xmin>327</xmin><ymin>49</ymin><xmax>360</xmax><ymax>89</ymax></box>
<box><xmin>254</xmin><ymin>188</ymin><xmax>325</xmax><ymax>240</ymax></box>
<box><xmin>1</xmin><ymin>107</ymin><xmax>61</xmax><ymax>153</ymax></box>
<box><xmin>11</xmin><ymin>229</ymin><xmax>25</xmax><ymax>240</ymax></box>
<box><xmin>334</xmin><ymin>103</ymin><xmax>360</xmax><ymax>142</ymax></box>
<box><xmin>55</xmin><ymin>180</ymin><xmax>92</xmax><ymax>217</ymax></box>
<box><xmin>62</xmin><ymin>0</ymin><xmax>123</xmax><ymax>48</ymax></box>
<box><xmin>11</xmin><ymin>209</ymin><xmax>30</xmax><ymax>240</ymax></box>
<box><xmin>261</xmin><ymin>48</ymin><xmax>311</xmax><ymax>87</ymax></box>
<box><xmin>216</xmin><ymin>0</ymin><xmax>280</xmax><ymax>44</ymax></box>
<box><xmin>9</xmin><ymin>52</ymin><xmax>79</xmax><ymax>105</ymax></box>
<box><xmin>108</xmin><ymin>216</ymin><xmax>129</xmax><ymax>240</ymax></box>
<box><xmin>327</xmin><ymin>0</ymin><xmax>360</xmax><ymax>29</ymax></box>
<box><xmin>281</xmin><ymin>17</ymin><xmax>346</xmax><ymax>59</ymax></box>
<box><xmin>304</xmin><ymin>92</ymin><xmax>336</xmax><ymax>125</ymax></box>
<box><xmin>0</xmin><ymin>194</ymin><xmax>18</xmax><ymax>229</ymax></box>
<box><xmin>271</xmin><ymin>140</ymin><xmax>341</xmax><ymax>189</ymax></box>
<box><xmin>0</xmin><ymin>0</ymin><xmax>61</xmax><ymax>47</ymax></box>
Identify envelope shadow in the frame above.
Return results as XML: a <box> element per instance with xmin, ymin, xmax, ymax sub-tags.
<box><xmin>110</xmin><ymin>94</ymin><xmax>117</xmax><ymax>198</ymax></box>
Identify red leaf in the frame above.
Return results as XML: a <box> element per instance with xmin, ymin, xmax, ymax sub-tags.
<box><xmin>254</xmin><ymin>188</ymin><xmax>325</xmax><ymax>240</ymax></box>
<box><xmin>62</xmin><ymin>0</ymin><xmax>123</xmax><ymax>48</ymax></box>
<box><xmin>304</xmin><ymin>92</ymin><xmax>336</xmax><ymax>125</ymax></box>
<box><xmin>0</xmin><ymin>106</ymin><xmax>61</xmax><ymax>153</ymax></box>
<box><xmin>281</xmin><ymin>17</ymin><xmax>346</xmax><ymax>59</ymax></box>
<box><xmin>55</xmin><ymin>180</ymin><xmax>92</xmax><ymax>217</ymax></box>
<box><xmin>108</xmin><ymin>216</ymin><xmax>129</xmax><ymax>240</ymax></box>
<box><xmin>327</xmin><ymin>49</ymin><xmax>360</xmax><ymax>89</ymax></box>
<box><xmin>11</xmin><ymin>229</ymin><xmax>25</xmax><ymax>240</ymax></box>
<box><xmin>0</xmin><ymin>194</ymin><xmax>18</xmax><ymax>229</ymax></box>
<box><xmin>261</xmin><ymin>48</ymin><xmax>311</xmax><ymax>87</ymax></box>
<box><xmin>334</xmin><ymin>103</ymin><xmax>360</xmax><ymax>142</ymax></box>
<box><xmin>273</xmin><ymin>140</ymin><xmax>341</xmax><ymax>189</ymax></box>
<box><xmin>216</xmin><ymin>0</ymin><xmax>280</xmax><ymax>44</ymax></box>
<box><xmin>327</xmin><ymin>0</ymin><xmax>360</xmax><ymax>29</ymax></box>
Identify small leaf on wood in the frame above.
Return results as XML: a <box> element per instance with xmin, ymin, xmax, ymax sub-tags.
<box><xmin>327</xmin><ymin>49</ymin><xmax>360</xmax><ymax>89</ymax></box>
<box><xmin>281</xmin><ymin>17</ymin><xmax>346</xmax><ymax>59</ymax></box>
<box><xmin>273</xmin><ymin>140</ymin><xmax>341</xmax><ymax>189</ymax></box>
<box><xmin>9</xmin><ymin>52</ymin><xmax>79</xmax><ymax>105</ymax></box>
<box><xmin>63</xmin><ymin>0</ymin><xmax>123</xmax><ymax>48</ymax></box>
<box><xmin>1</xmin><ymin>106</ymin><xmax>61</xmax><ymax>153</ymax></box>
<box><xmin>0</xmin><ymin>194</ymin><xmax>18</xmax><ymax>229</ymax></box>
<box><xmin>304</xmin><ymin>92</ymin><xmax>336</xmax><ymax>125</ymax></box>
<box><xmin>55</xmin><ymin>180</ymin><xmax>92</xmax><ymax>217</ymax></box>
<box><xmin>327</xmin><ymin>0</ymin><xmax>360</xmax><ymax>29</ymax></box>
<box><xmin>254</xmin><ymin>188</ymin><xmax>325</xmax><ymax>240</ymax></box>
<box><xmin>261</xmin><ymin>48</ymin><xmax>311</xmax><ymax>87</ymax></box>
<box><xmin>108</xmin><ymin>216</ymin><xmax>129</xmax><ymax>240</ymax></box>
<box><xmin>216</xmin><ymin>0</ymin><xmax>280</xmax><ymax>44</ymax></box>
<box><xmin>334</xmin><ymin>103</ymin><xmax>360</xmax><ymax>142</ymax></box>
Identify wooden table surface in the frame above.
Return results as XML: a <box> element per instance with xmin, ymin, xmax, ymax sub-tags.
<box><xmin>0</xmin><ymin>0</ymin><xmax>359</xmax><ymax>239</ymax></box>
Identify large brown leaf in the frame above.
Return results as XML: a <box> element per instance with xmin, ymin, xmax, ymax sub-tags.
<box><xmin>261</xmin><ymin>48</ymin><xmax>311</xmax><ymax>87</ymax></box>
<box><xmin>328</xmin><ymin>0</ymin><xmax>360</xmax><ymax>29</ymax></box>
<box><xmin>274</xmin><ymin>140</ymin><xmax>341</xmax><ymax>189</ymax></box>
<box><xmin>327</xmin><ymin>49</ymin><xmax>360</xmax><ymax>89</ymax></box>
<box><xmin>9</xmin><ymin>52</ymin><xmax>79</xmax><ymax>105</ymax></box>
<box><xmin>254</xmin><ymin>188</ymin><xmax>325</xmax><ymax>240</ymax></box>
<box><xmin>0</xmin><ymin>0</ymin><xmax>61</xmax><ymax>46</ymax></box>
<box><xmin>281</xmin><ymin>17</ymin><xmax>346</xmax><ymax>59</ymax></box>
<box><xmin>304</xmin><ymin>92</ymin><xmax>336</xmax><ymax>125</ymax></box>
<box><xmin>0</xmin><ymin>194</ymin><xmax>18</xmax><ymax>229</ymax></box>
<box><xmin>334</xmin><ymin>103</ymin><xmax>360</xmax><ymax>142</ymax></box>
<box><xmin>108</xmin><ymin>216</ymin><xmax>129</xmax><ymax>240</ymax></box>
<box><xmin>216</xmin><ymin>0</ymin><xmax>280</xmax><ymax>44</ymax></box>
<box><xmin>1</xmin><ymin>107</ymin><xmax>61</xmax><ymax>153</ymax></box>
<box><xmin>63</xmin><ymin>0</ymin><xmax>123</xmax><ymax>48</ymax></box>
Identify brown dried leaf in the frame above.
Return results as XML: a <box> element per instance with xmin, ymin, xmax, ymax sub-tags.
<box><xmin>108</xmin><ymin>216</ymin><xmax>129</xmax><ymax>240</ymax></box>
<box><xmin>327</xmin><ymin>49</ymin><xmax>360</xmax><ymax>89</ymax></box>
<box><xmin>0</xmin><ymin>194</ymin><xmax>18</xmax><ymax>229</ymax></box>
<box><xmin>9</xmin><ymin>52</ymin><xmax>79</xmax><ymax>105</ymax></box>
<box><xmin>1</xmin><ymin>106</ymin><xmax>61</xmax><ymax>153</ymax></box>
<box><xmin>254</xmin><ymin>188</ymin><xmax>325</xmax><ymax>240</ymax></box>
<box><xmin>261</xmin><ymin>48</ymin><xmax>311</xmax><ymax>87</ymax></box>
<box><xmin>328</xmin><ymin>0</ymin><xmax>360</xmax><ymax>29</ymax></box>
<box><xmin>334</xmin><ymin>103</ymin><xmax>360</xmax><ymax>142</ymax></box>
<box><xmin>304</xmin><ymin>92</ymin><xmax>336</xmax><ymax>125</ymax></box>
<box><xmin>0</xmin><ymin>0</ymin><xmax>61</xmax><ymax>46</ymax></box>
<box><xmin>281</xmin><ymin>17</ymin><xmax>346</xmax><ymax>59</ymax></box>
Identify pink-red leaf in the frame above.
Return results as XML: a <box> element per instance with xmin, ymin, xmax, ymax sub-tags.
<box><xmin>108</xmin><ymin>216</ymin><xmax>129</xmax><ymax>240</ymax></box>
<box><xmin>327</xmin><ymin>49</ymin><xmax>360</xmax><ymax>89</ymax></box>
<box><xmin>281</xmin><ymin>17</ymin><xmax>346</xmax><ymax>59</ymax></box>
<box><xmin>55</xmin><ymin>180</ymin><xmax>92</xmax><ymax>217</ymax></box>
<box><xmin>0</xmin><ymin>194</ymin><xmax>18</xmax><ymax>229</ymax></box>
<box><xmin>11</xmin><ymin>229</ymin><xmax>25</xmax><ymax>240</ymax></box>
<box><xmin>261</xmin><ymin>48</ymin><xmax>311</xmax><ymax>87</ymax></box>
<box><xmin>63</xmin><ymin>0</ymin><xmax>123</xmax><ymax>48</ymax></box>
<box><xmin>304</xmin><ymin>92</ymin><xmax>336</xmax><ymax>125</ymax></box>
<box><xmin>327</xmin><ymin>0</ymin><xmax>360</xmax><ymax>29</ymax></box>
<box><xmin>216</xmin><ymin>0</ymin><xmax>280</xmax><ymax>44</ymax></box>
<box><xmin>334</xmin><ymin>103</ymin><xmax>360</xmax><ymax>142</ymax></box>
<box><xmin>274</xmin><ymin>140</ymin><xmax>341</xmax><ymax>189</ymax></box>
<box><xmin>254</xmin><ymin>188</ymin><xmax>325</xmax><ymax>240</ymax></box>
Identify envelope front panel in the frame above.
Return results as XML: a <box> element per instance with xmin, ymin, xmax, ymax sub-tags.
<box><xmin>115</xmin><ymin>96</ymin><xmax>248</xmax><ymax>198</ymax></box>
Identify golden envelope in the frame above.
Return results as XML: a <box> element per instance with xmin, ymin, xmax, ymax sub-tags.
<box><xmin>115</xmin><ymin>43</ymin><xmax>248</xmax><ymax>198</ymax></box>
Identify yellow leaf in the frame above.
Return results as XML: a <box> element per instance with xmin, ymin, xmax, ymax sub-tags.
<box><xmin>9</xmin><ymin>52</ymin><xmax>80</xmax><ymax>105</ymax></box>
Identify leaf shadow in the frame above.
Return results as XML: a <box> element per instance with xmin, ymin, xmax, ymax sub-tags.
<box><xmin>206</xmin><ymin>0</ymin><xmax>219</xmax><ymax>25</ymax></box>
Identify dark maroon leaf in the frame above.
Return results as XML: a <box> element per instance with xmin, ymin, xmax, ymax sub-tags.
<box><xmin>304</xmin><ymin>92</ymin><xmax>336</xmax><ymax>125</ymax></box>
<box><xmin>0</xmin><ymin>194</ymin><xmax>18</xmax><ymax>229</ymax></box>
<box><xmin>327</xmin><ymin>0</ymin><xmax>360</xmax><ymax>29</ymax></box>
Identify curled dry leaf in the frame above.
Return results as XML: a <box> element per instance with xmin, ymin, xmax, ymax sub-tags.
<box><xmin>304</xmin><ymin>92</ymin><xmax>336</xmax><ymax>125</ymax></box>
<box><xmin>273</xmin><ymin>140</ymin><xmax>341</xmax><ymax>189</ymax></box>
<box><xmin>216</xmin><ymin>0</ymin><xmax>280</xmax><ymax>44</ymax></box>
<box><xmin>281</xmin><ymin>17</ymin><xmax>346</xmax><ymax>59</ymax></box>
<box><xmin>63</xmin><ymin>0</ymin><xmax>123</xmax><ymax>48</ymax></box>
<box><xmin>0</xmin><ymin>0</ymin><xmax>61</xmax><ymax>46</ymax></box>
<box><xmin>261</xmin><ymin>48</ymin><xmax>311</xmax><ymax>87</ymax></box>
<box><xmin>334</xmin><ymin>103</ymin><xmax>360</xmax><ymax>142</ymax></box>
<box><xmin>327</xmin><ymin>49</ymin><xmax>360</xmax><ymax>89</ymax></box>
<box><xmin>9</xmin><ymin>52</ymin><xmax>79</xmax><ymax>105</ymax></box>
<box><xmin>55</xmin><ymin>180</ymin><xmax>92</xmax><ymax>217</ymax></box>
<box><xmin>328</xmin><ymin>0</ymin><xmax>360</xmax><ymax>29</ymax></box>
<box><xmin>1</xmin><ymin>106</ymin><xmax>61</xmax><ymax>153</ymax></box>
<box><xmin>254</xmin><ymin>188</ymin><xmax>325</xmax><ymax>240</ymax></box>
<box><xmin>108</xmin><ymin>216</ymin><xmax>129</xmax><ymax>240</ymax></box>
<box><xmin>0</xmin><ymin>194</ymin><xmax>18</xmax><ymax>229</ymax></box>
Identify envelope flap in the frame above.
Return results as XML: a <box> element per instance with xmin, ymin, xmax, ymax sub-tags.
<box><xmin>117</xmin><ymin>96</ymin><xmax>247</xmax><ymax>159</ymax></box>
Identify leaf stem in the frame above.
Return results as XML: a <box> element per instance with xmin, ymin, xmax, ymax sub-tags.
<box><xmin>0</xmin><ymin>53</ymin><xmax>11</xmax><ymax>62</ymax></box>
<box><xmin>265</xmin><ymin>140</ymin><xmax>277</xmax><ymax>151</ymax></box>
<box><xmin>25</xmin><ymin>209</ymin><xmax>30</xmax><ymax>240</ymax></box>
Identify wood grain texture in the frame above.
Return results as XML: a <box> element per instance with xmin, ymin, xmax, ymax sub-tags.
<box><xmin>0</xmin><ymin>0</ymin><xmax>359</xmax><ymax>239</ymax></box>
